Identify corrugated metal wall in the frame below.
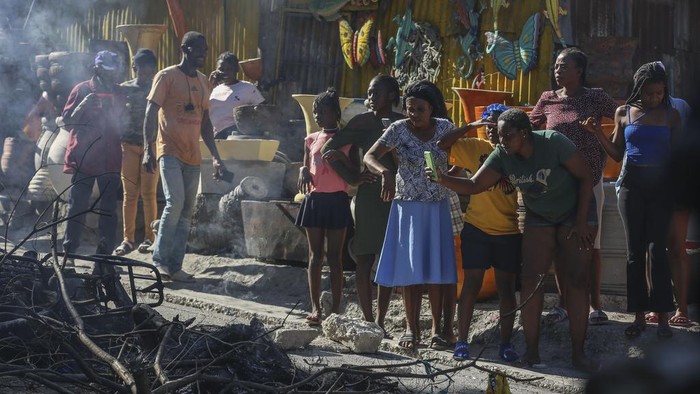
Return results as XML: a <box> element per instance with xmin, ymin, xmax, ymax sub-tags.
<box><xmin>58</xmin><ymin>0</ymin><xmax>260</xmax><ymax>80</ymax></box>
<box><xmin>276</xmin><ymin>10</ymin><xmax>345</xmax><ymax>96</ymax></box>
<box><xmin>574</xmin><ymin>0</ymin><xmax>700</xmax><ymax>100</ymax></box>
<box><xmin>55</xmin><ymin>0</ymin><xmax>700</xmax><ymax>118</ymax></box>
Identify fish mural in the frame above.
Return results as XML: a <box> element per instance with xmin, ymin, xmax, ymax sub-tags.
<box><xmin>544</xmin><ymin>0</ymin><xmax>568</xmax><ymax>47</ymax></box>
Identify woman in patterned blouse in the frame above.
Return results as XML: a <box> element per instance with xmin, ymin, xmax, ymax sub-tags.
<box><xmin>529</xmin><ymin>47</ymin><xmax>618</xmax><ymax>326</ymax></box>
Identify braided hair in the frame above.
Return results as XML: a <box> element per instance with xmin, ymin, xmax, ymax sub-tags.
<box><xmin>558</xmin><ymin>47</ymin><xmax>588</xmax><ymax>86</ymax></box>
<box><xmin>313</xmin><ymin>87</ymin><xmax>341</xmax><ymax>120</ymax></box>
<box><xmin>626</xmin><ymin>61</ymin><xmax>670</xmax><ymax>107</ymax></box>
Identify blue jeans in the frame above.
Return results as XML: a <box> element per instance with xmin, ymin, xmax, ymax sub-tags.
<box><xmin>152</xmin><ymin>155</ymin><xmax>200</xmax><ymax>272</ymax></box>
<box><xmin>63</xmin><ymin>171</ymin><xmax>120</xmax><ymax>255</ymax></box>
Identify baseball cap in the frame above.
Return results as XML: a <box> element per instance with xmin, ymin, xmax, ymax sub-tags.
<box><xmin>94</xmin><ymin>50</ymin><xmax>120</xmax><ymax>71</ymax></box>
<box><xmin>132</xmin><ymin>48</ymin><xmax>157</xmax><ymax>67</ymax></box>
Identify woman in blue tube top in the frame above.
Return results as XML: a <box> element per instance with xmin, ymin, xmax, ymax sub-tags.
<box><xmin>582</xmin><ymin>61</ymin><xmax>681</xmax><ymax>340</ymax></box>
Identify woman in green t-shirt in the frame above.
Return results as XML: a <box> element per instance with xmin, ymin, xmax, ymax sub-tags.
<box><xmin>430</xmin><ymin>108</ymin><xmax>598</xmax><ymax>372</ymax></box>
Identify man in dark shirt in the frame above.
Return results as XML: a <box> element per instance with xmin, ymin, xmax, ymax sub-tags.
<box><xmin>62</xmin><ymin>50</ymin><xmax>124</xmax><ymax>256</ymax></box>
<box><xmin>114</xmin><ymin>48</ymin><xmax>159</xmax><ymax>256</ymax></box>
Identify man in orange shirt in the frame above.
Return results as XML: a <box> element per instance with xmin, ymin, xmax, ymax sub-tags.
<box><xmin>143</xmin><ymin>31</ymin><xmax>226</xmax><ymax>282</ymax></box>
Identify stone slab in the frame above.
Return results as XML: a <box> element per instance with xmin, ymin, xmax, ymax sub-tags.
<box><xmin>199</xmin><ymin>159</ymin><xmax>285</xmax><ymax>197</ymax></box>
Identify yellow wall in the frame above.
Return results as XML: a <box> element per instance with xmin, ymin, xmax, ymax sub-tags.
<box><xmin>59</xmin><ymin>0</ymin><xmax>260</xmax><ymax>81</ymax></box>
<box><xmin>58</xmin><ymin>0</ymin><xmax>556</xmax><ymax>125</ymax></box>
<box><xmin>339</xmin><ymin>0</ymin><xmax>556</xmax><ymax>124</ymax></box>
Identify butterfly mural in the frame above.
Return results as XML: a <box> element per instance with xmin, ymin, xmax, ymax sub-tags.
<box><xmin>338</xmin><ymin>15</ymin><xmax>376</xmax><ymax>69</ymax></box>
<box><xmin>484</xmin><ymin>12</ymin><xmax>543</xmax><ymax>80</ymax></box>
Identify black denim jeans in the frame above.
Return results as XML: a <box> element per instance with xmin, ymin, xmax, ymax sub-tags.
<box><xmin>62</xmin><ymin>171</ymin><xmax>120</xmax><ymax>255</ymax></box>
<box><xmin>617</xmin><ymin>165</ymin><xmax>674</xmax><ymax>313</ymax></box>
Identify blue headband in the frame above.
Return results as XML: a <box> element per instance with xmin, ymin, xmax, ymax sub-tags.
<box><xmin>481</xmin><ymin>103</ymin><xmax>510</xmax><ymax>120</ymax></box>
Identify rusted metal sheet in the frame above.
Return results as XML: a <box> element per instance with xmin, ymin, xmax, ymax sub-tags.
<box><xmin>579</xmin><ymin>36</ymin><xmax>638</xmax><ymax>100</ymax></box>
<box><xmin>275</xmin><ymin>10</ymin><xmax>344</xmax><ymax>95</ymax></box>
<box><xmin>58</xmin><ymin>1</ymin><xmax>260</xmax><ymax>81</ymax></box>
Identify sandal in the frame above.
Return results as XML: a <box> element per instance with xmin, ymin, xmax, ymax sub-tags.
<box><xmin>137</xmin><ymin>240</ymin><xmax>153</xmax><ymax>253</ymax></box>
<box><xmin>429</xmin><ymin>335</ymin><xmax>450</xmax><ymax>351</ymax></box>
<box><xmin>306</xmin><ymin>314</ymin><xmax>321</xmax><ymax>326</ymax></box>
<box><xmin>669</xmin><ymin>315</ymin><xmax>694</xmax><ymax>327</ymax></box>
<box><xmin>544</xmin><ymin>306</ymin><xmax>568</xmax><ymax>324</ymax></box>
<box><xmin>398</xmin><ymin>334</ymin><xmax>416</xmax><ymax>349</ymax></box>
<box><xmin>645</xmin><ymin>312</ymin><xmax>659</xmax><ymax>324</ymax></box>
<box><xmin>113</xmin><ymin>240</ymin><xmax>134</xmax><ymax>256</ymax></box>
<box><xmin>453</xmin><ymin>341</ymin><xmax>469</xmax><ymax>361</ymax></box>
<box><xmin>589</xmin><ymin>310</ymin><xmax>610</xmax><ymax>325</ymax></box>
<box><xmin>499</xmin><ymin>343</ymin><xmax>519</xmax><ymax>362</ymax></box>
<box><xmin>624</xmin><ymin>322</ymin><xmax>646</xmax><ymax>338</ymax></box>
<box><xmin>657</xmin><ymin>325</ymin><xmax>673</xmax><ymax>339</ymax></box>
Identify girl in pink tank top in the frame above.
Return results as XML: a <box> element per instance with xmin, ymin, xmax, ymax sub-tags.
<box><xmin>295</xmin><ymin>88</ymin><xmax>360</xmax><ymax>325</ymax></box>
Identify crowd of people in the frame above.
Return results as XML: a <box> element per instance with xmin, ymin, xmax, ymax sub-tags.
<box><xmin>49</xmin><ymin>29</ymin><xmax>694</xmax><ymax>372</ymax></box>
<box><xmin>58</xmin><ymin>31</ymin><xmax>258</xmax><ymax>281</ymax></box>
<box><xmin>311</xmin><ymin>52</ymin><xmax>694</xmax><ymax>372</ymax></box>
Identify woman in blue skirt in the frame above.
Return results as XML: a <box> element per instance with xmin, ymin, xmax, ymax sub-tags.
<box><xmin>364</xmin><ymin>81</ymin><xmax>457</xmax><ymax>349</ymax></box>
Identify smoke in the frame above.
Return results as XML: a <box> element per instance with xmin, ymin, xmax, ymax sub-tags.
<box><xmin>0</xmin><ymin>0</ymin><xmax>131</xmax><ymax>139</ymax></box>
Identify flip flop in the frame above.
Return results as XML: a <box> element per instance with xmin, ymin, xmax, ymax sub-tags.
<box><xmin>429</xmin><ymin>335</ymin><xmax>450</xmax><ymax>351</ymax></box>
<box><xmin>645</xmin><ymin>312</ymin><xmax>659</xmax><ymax>324</ymax></box>
<box><xmin>589</xmin><ymin>310</ymin><xmax>610</xmax><ymax>325</ymax></box>
<box><xmin>669</xmin><ymin>315</ymin><xmax>694</xmax><ymax>327</ymax></box>
<box><xmin>306</xmin><ymin>314</ymin><xmax>321</xmax><ymax>326</ymax></box>
<box><xmin>398</xmin><ymin>334</ymin><xmax>416</xmax><ymax>349</ymax></box>
<box><xmin>113</xmin><ymin>240</ymin><xmax>134</xmax><ymax>256</ymax></box>
<box><xmin>453</xmin><ymin>341</ymin><xmax>469</xmax><ymax>361</ymax></box>
<box><xmin>137</xmin><ymin>240</ymin><xmax>153</xmax><ymax>253</ymax></box>
<box><xmin>544</xmin><ymin>306</ymin><xmax>568</xmax><ymax>324</ymax></box>
<box><xmin>499</xmin><ymin>343</ymin><xmax>519</xmax><ymax>362</ymax></box>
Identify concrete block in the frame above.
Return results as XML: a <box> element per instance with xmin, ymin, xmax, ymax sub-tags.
<box><xmin>273</xmin><ymin>328</ymin><xmax>320</xmax><ymax>350</ymax></box>
<box><xmin>199</xmin><ymin>159</ymin><xmax>285</xmax><ymax>197</ymax></box>
<box><xmin>241</xmin><ymin>200</ymin><xmax>308</xmax><ymax>261</ymax></box>
<box><xmin>321</xmin><ymin>313</ymin><xmax>383</xmax><ymax>354</ymax></box>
